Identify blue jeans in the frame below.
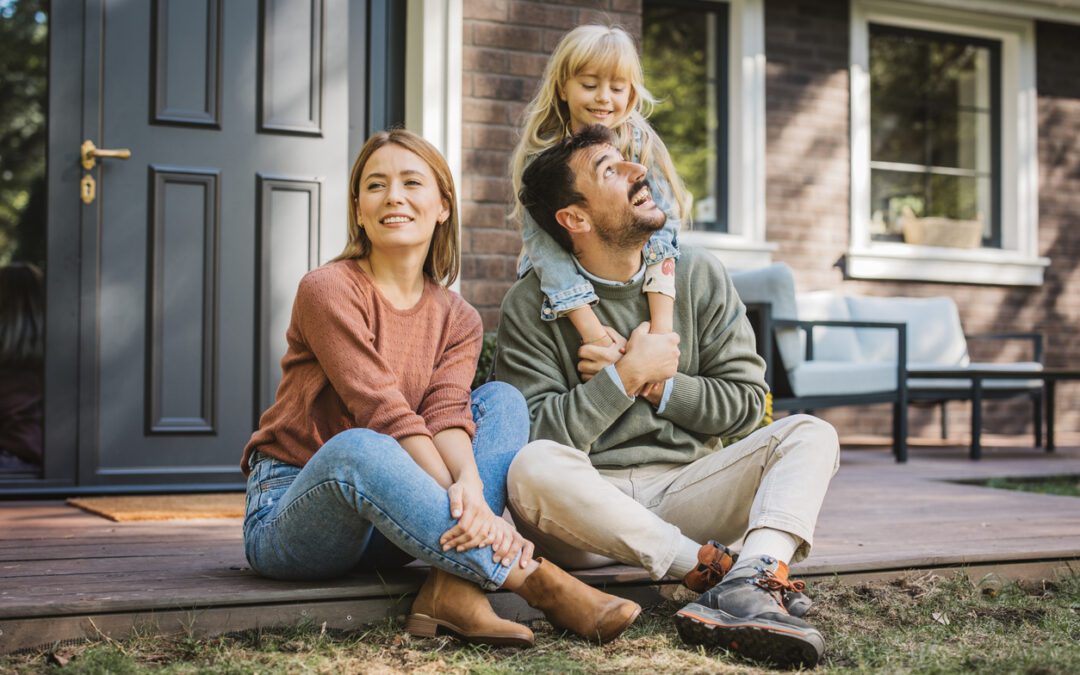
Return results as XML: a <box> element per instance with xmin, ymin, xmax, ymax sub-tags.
<box><xmin>243</xmin><ymin>382</ymin><xmax>530</xmax><ymax>591</ymax></box>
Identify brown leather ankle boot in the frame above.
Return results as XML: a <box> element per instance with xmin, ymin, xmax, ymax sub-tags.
<box><xmin>514</xmin><ymin>558</ymin><xmax>641</xmax><ymax>644</ymax></box>
<box><xmin>405</xmin><ymin>569</ymin><xmax>534</xmax><ymax>647</ymax></box>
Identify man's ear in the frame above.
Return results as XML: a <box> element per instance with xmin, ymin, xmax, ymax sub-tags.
<box><xmin>555</xmin><ymin>205</ymin><xmax>590</xmax><ymax>235</ymax></box>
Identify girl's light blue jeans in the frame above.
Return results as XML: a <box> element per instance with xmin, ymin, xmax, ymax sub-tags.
<box><xmin>243</xmin><ymin>382</ymin><xmax>530</xmax><ymax>591</ymax></box>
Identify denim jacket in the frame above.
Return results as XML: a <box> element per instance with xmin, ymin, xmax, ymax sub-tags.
<box><xmin>517</xmin><ymin>125</ymin><xmax>683</xmax><ymax>320</ymax></box>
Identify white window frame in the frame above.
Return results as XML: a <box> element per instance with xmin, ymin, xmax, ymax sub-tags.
<box><xmin>405</xmin><ymin>0</ymin><xmax>463</xmax><ymax>289</ymax></box>
<box><xmin>663</xmin><ymin>0</ymin><xmax>775</xmax><ymax>271</ymax></box>
<box><xmin>848</xmin><ymin>0</ymin><xmax>1049</xmax><ymax>285</ymax></box>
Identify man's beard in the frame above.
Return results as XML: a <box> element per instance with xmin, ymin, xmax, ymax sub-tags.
<box><xmin>593</xmin><ymin>204</ymin><xmax>666</xmax><ymax>250</ymax></box>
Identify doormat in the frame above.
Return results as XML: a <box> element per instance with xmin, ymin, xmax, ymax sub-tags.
<box><xmin>66</xmin><ymin>493</ymin><xmax>245</xmax><ymax>522</ymax></box>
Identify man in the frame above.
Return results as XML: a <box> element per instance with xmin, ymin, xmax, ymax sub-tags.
<box><xmin>495</xmin><ymin>125</ymin><xmax>840</xmax><ymax>668</ymax></box>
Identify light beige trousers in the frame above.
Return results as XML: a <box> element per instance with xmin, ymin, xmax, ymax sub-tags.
<box><xmin>507</xmin><ymin>414</ymin><xmax>840</xmax><ymax>581</ymax></box>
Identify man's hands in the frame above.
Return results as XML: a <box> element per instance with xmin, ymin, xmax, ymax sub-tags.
<box><xmin>439</xmin><ymin>476</ymin><xmax>535</xmax><ymax>568</ymax></box>
<box><xmin>577</xmin><ymin>323</ymin><xmax>679</xmax><ymax>403</ymax></box>
<box><xmin>615</xmin><ymin>322</ymin><xmax>680</xmax><ymax>397</ymax></box>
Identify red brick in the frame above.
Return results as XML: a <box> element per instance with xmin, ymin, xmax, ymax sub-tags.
<box><xmin>466</xmin><ymin>124</ymin><xmax>520</xmax><ymax>151</ymax></box>
<box><xmin>461</xmin><ymin>202</ymin><xmax>512</xmax><ymax>230</ymax></box>
<box><xmin>466</xmin><ymin>228</ymin><xmax>521</xmax><ymax>255</ymax></box>
<box><xmin>473</xmin><ymin>23</ymin><xmax>542</xmax><ymax>51</ymax></box>
<box><xmin>463</xmin><ymin>99</ymin><xmax>513</xmax><ymax>124</ymax></box>
<box><xmin>508</xmin><ymin>2</ymin><xmax>577</xmax><ymax>29</ymax></box>
<box><xmin>464</xmin><ymin>46</ymin><xmax>510</xmax><ymax>74</ymax></box>
<box><xmin>464</xmin><ymin>149</ymin><xmax>511</xmax><ymax>177</ymax></box>
<box><xmin>464</xmin><ymin>0</ymin><xmax>508</xmax><ymax>21</ymax></box>
<box><xmin>468</xmin><ymin>176</ymin><xmax>515</xmax><ymax>203</ymax></box>
<box><xmin>472</xmin><ymin>74</ymin><xmax>531</xmax><ymax>101</ymax></box>
<box><xmin>507</xmin><ymin>52</ymin><xmax>549</xmax><ymax>78</ymax></box>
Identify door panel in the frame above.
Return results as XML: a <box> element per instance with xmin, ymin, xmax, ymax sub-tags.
<box><xmin>81</xmin><ymin>0</ymin><xmax>349</xmax><ymax>485</ymax></box>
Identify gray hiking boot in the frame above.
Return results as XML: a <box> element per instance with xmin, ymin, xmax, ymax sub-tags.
<box><xmin>682</xmin><ymin>544</ymin><xmax>811</xmax><ymax>617</ymax></box>
<box><xmin>784</xmin><ymin>590</ymin><xmax>813</xmax><ymax>618</ymax></box>
<box><xmin>674</xmin><ymin>555</ymin><xmax>824</xmax><ymax>669</ymax></box>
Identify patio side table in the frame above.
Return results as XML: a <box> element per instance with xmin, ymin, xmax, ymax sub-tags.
<box><xmin>906</xmin><ymin>368</ymin><xmax>1080</xmax><ymax>459</ymax></box>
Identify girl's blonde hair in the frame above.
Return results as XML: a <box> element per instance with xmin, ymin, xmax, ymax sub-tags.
<box><xmin>335</xmin><ymin>129</ymin><xmax>460</xmax><ymax>286</ymax></box>
<box><xmin>510</xmin><ymin>25</ymin><xmax>691</xmax><ymax>225</ymax></box>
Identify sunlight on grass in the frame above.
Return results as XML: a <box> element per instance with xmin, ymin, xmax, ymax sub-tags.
<box><xmin>979</xmin><ymin>475</ymin><xmax>1080</xmax><ymax>498</ymax></box>
<box><xmin>2</xmin><ymin>572</ymin><xmax>1078</xmax><ymax>674</ymax></box>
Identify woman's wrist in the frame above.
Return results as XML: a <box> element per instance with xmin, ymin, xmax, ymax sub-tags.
<box><xmin>453</xmin><ymin>466</ymin><xmax>483</xmax><ymax>489</ymax></box>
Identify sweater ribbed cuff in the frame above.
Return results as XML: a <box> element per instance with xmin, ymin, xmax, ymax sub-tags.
<box><xmin>587</xmin><ymin>366</ymin><xmax>638</xmax><ymax>421</ymax></box>
<box><xmin>426</xmin><ymin>414</ymin><xmax>477</xmax><ymax>440</ymax></box>
<box><xmin>658</xmin><ymin>372</ymin><xmax>703</xmax><ymax>425</ymax></box>
<box><xmin>377</xmin><ymin>415</ymin><xmax>433</xmax><ymax>442</ymax></box>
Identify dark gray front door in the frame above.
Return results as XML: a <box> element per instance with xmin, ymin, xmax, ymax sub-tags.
<box><xmin>78</xmin><ymin>0</ymin><xmax>350</xmax><ymax>487</ymax></box>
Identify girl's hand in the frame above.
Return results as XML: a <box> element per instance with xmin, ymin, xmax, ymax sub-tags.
<box><xmin>441</xmin><ymin>478</ymin><xmax>499</xmax><ymax>552</ymax></box>
<box><xmin>577</xmin><ymin>326</ymin><xmax>627</xmax><ymax>382</ymax></box>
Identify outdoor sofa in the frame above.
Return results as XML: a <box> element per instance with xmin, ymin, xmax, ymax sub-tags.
<box><xmin>730</xmin><ymin>263</ymin><xmax>1044</xmax><ymax>462</ymax></box>
<box><xmin>731</xmin><ymin>264</ymin><xmax>909</xmax><ymax>462</ymax></box>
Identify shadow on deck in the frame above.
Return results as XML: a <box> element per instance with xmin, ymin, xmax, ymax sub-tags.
<box><xmin>3</xmin><ymin>438</ymin><xmax>1079</xmax><ymax>653</ymax></box>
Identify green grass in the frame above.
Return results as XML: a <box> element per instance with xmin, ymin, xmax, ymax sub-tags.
<box><xmin>979</xmin><ymin>475</ymin><xmax>1080</xmax><ymax>498</ymax></box>
<box><xmin>3</xmin><ymin>571</ymin><xmax>1079</xmax><ymax>674</ymax></box>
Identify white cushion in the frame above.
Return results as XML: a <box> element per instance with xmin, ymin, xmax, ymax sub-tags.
<box><xmin>796</xmin><ymin>290</ymin><xmax>861</xmax><ymax>362</ymax></box>
<box><xmin>845</xmin><ymin>295</ymin><xmax>969</xmax><ymax>366</ymax></box>
<box><xmin>908</xmin><ymin>361</ymin><xmax>1043</xmax><ymax>390</ymax></box>
<box><xmin>730</xmin><ymin>263</ymin><xmax>802</xmax><ymax>371</ymax></box>
<box><xmin>789</xmin><ymin>361</ymin><xmax>899</xmax><ymax>397</ymax></box>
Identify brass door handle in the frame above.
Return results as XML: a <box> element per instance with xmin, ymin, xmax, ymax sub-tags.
<box><xmin>81</xmin><ymin>139</ymin><xmax>132</xmax><ymax>170</ymax></box>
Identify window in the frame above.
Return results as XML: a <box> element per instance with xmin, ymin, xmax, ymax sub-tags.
<box><xmin>849</xmin><ymin>1</ymin><xmax>1046</xmax><ymax>286</ymax></box>
<box><xmin>643</xmin><ymin>0</ymin><xmax>729</xmax><ymax>232</ymax></box>
<box><xmin>869</xmin><ymin>24</ymin><xmax>1000</xmax><ymax>248</ymax></box>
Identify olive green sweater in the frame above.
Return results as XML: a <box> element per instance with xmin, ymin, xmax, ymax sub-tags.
<box><xmin>495</xmin><ymin>248</ymin><xmax>767</xmax><ymax>468</ymax></box>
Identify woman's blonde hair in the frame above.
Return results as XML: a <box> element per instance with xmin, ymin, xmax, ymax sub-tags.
<box><xmin>510</xmin><ymin>25</ymin><xmax>691</xmax><ymax>225</ymax></box>
<box><xmin>335</xmin><ymin>129</ymin><xmax>460</xmax><ymax>286</ymax></box>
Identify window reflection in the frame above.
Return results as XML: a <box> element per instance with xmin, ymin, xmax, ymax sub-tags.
<box><xmin>643</xmin><ymin>1</ymin><xmax>728</xmax><ymax>232</ymax></box>
<box><xmin>1</xmin><ymin>0</ymin><xmax>48</xmax><ymax>477</ymax></box>
<box><xmin>868</xmin><ymin>24</ymin><xmax>998</xmax><ymax>248</ymax></box>
<box><xmin>0</xmin><ymin>263</ymin><xmax>43</xmax><ymax>473</ymax></box>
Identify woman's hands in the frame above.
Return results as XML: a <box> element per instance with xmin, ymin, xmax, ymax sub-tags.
<box><xmin>440</xmin><ymin>476</ymin><xmax>535</xmax><ymax>568</ymax></box>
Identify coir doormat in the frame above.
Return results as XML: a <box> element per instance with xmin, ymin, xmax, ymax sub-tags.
<box><xmin>66</xmin><ymin>493</ymin><xmax>245</xmax><ymax>522</ymax></box>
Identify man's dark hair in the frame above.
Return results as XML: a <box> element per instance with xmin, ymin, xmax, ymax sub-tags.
<box><xmin>519</xmin><ymin>124</ymin><xmax>615</xmax><ymax>254</ymax></box>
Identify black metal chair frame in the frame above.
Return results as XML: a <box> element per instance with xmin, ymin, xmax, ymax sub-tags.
<box><xmin>907</xmin><ymin>332</ymin><xmax>1045</xmax><ymax>448</ymax></box>
<box><xmin>744</xmin><ymin>303</ymin><xmax>909</xmax><ymax>462</ymax></box>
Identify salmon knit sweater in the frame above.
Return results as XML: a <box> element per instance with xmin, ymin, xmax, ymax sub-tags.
<box><xmin>242</xmin><ymin>260</ymin><xmax>482</xmax><ymax>473</ymax></box>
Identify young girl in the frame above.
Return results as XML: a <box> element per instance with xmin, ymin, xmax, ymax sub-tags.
<box><xmin>511</xmin><ymin>25</ymin><xmax>691</xmax><ymax>357</ymax></box>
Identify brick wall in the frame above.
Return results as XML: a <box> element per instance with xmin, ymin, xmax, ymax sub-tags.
<box><xmin>460</xmin><ymin>0</ymin><xmax>1080</xmax><ymax>442</ymax></box>
<box><xmin>461</xmin><ymin>0</ymin><xmax>642</xmax><ymax>329</ymax></box>
<box><xmin>762</xmin><ymin>0</ymin><xmax>1080</xmax><ymax>439</ymax></box>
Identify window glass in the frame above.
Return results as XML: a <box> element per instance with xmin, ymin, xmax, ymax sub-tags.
<box><xmin>868</xmin><ymin>24</ymin><xmax>998</xmax><ymax>247</ymax></box>
<box><xmin>643</xmin><ymin>1</ymin><xmax>728</xmax><ymax>232</ymax></box>
<box><xmin>0</xmin><ymin>0</ymin><xmax>47</xmax><ymax>477</ymax></box>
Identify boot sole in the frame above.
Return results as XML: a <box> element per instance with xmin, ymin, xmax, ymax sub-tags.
<box><xmin>674</xmin><ymin>603</ymin><xmax>823</xmax><ymax>669</ymax></box>
<box><xmin>404</xmin><ymin>613</ymin><xmax>535</xmax><ymax>648</ymax></box>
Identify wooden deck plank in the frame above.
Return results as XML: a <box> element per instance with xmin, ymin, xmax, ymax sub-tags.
<box><xmin>1</xmin><ymin>442</ymin><xmax>1079</xmax><ymax>654</ymax></box>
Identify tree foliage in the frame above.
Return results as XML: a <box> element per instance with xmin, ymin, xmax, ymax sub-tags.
<box><xmin>642</xmin><ymin>5</ymin><xmax>719</xmax><ymax>228</ymax></box>
<box><xmin>0</xmin><ymin>0</ymin><xmax>49</xmax><ymax>267</ymax></box>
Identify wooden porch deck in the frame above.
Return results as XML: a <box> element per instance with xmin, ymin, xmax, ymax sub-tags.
<box><xmin>3</xmin><ymin>438</ymin><xmax>1080</xmax><ymax>654</ymax></box>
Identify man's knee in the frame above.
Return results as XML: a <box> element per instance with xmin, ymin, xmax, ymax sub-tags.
<box><xmin>507</xmin><ymin>440</ymin><xmax>584</xmax><ymax>510</ymax></box>
<box><xmin>782</xmin><ymin>414</ymin><xmax>840</xmax><ymax>470</ymax></box>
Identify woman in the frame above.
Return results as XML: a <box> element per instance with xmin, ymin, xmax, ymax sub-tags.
<box><xmin>242</xmin><ymin>129</ymin><xmax>640</xmax><ymax>647</ymax></box>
